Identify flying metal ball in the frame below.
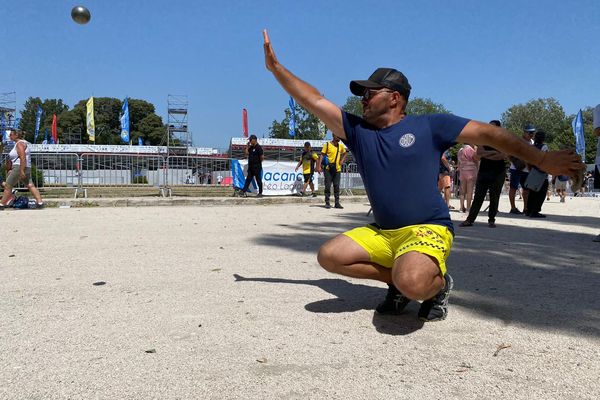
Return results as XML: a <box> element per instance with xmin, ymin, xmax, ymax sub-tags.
<box><xmin>71</xmin><ymin>6</ymin><xmax>91</xmax><ymax>25</ymax></box>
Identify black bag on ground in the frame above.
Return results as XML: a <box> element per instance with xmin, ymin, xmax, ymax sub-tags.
<box><xmin>12</xmin><ymin>196</ymin><xmax>29</xmax><ymax>209</ymax></box>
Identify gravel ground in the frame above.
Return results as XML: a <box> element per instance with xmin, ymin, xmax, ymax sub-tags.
<box><xmin>1</xmin><ymin>195</ymin><xmax>598</xmax><ymax>400</ymax></box>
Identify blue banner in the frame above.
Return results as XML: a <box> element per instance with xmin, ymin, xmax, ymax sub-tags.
<box><xmin>572</xmin><ymin>109</ymin><xmax>585</xmax><ymax>161</ymax></box>
<box><xmin>138</xmin><ymin>137</ymin><xmax>143</xmax><ymax>146</ymax></box>
<box><xmin>43</xmin><ymin>128</ymin><xmax>49</xmax><ymax>144</ymax></box>
<box><xmin>120</xmin><ymin>97</ymin><xmax>130</xmax><ymax>143</ymax></box>
<box><xmin>288</xmin><ymin>96</ymin><xmax>296</xmax><ymax>138</ymax></box>
<box><xmin>34</xmin><ymin>106</ymin><xmax>43</xmax><ymax>143</ymax></box>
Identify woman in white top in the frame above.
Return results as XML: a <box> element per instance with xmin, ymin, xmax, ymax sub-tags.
<box><xmin>1</xmin><ymin>129</ymin><xmax>43</xmax><ymax>208</ymax></box>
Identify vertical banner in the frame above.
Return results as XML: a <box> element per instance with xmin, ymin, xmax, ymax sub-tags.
<box><xmin>593</xmin><ymin>104</ymin><xmax>600</xmax><ymax>189</ymax></box>
<box><xmin>120</xmin><ymin>97</ymin><xmax>130</xmax><ymax>143</ymax></box>
<box><xmin>0</xmin><ymin>113</ymin><xmax>5</xmax><ymax>142</ymax></box>
<box><xmin>572</xmin><ymin>109</ymin><xmax>585</xmax><ymax>161</ymax></box>
<box><xmin>242</xmin><ymin>108</ymin><xmax>249</xmax><ymax>138</ymax></box>
<box><xmin>51</xmin><ymin>114</ymin><xmax>58</xmax><ymax>144</ymax></box>
<box><xmin>43</xmin><ymin>128</ymin><xmax>49</xmax><ymax>144</ymax></box>
<box><xmin>34</xmin><ymin>106</ymin><xmax>43</xmax><ymax>143</ymax></box>
<box><xmin>138</xmin><ymin>137</ymin><xmax>143</xmax><ymax>146</ymax></box>
<box><xmin>289</xmin><ymin>96</ymin><xmax>296</xmax><ymax>138</ymax></box>
<box><xmin>86</xmin><ymin>96</ymin><xmax>95</xmax><ymax>142</ymax></box>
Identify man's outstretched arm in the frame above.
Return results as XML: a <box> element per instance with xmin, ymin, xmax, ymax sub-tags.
<box><xmin>263</xmin><ymin>30</ymin><xmax>345</xmax><ymax>139</ymax></box>
<box><xmin>457</xmin><ymin>120</ymin><xmax>585</xmax><ymax>177</ymax></box>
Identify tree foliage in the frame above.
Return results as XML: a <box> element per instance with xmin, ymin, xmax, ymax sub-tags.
<box><xmin>501</xmin><ymin>98</ymin><xmax>570</xmax><ymax>146</ymax></box>
<box><xmin>342</xmin><ymin>96</ymin><xmax>363</xmax><ymax>117</ymax></box>
<box><xmin>268</xmin><ymin>104</ymin><xmax>325</xmax><ymax>140</ymax></box>
<box><xmin>19</xmin><ymin>97</ymin><xmax>69</xmax><ymax>142</ymax></box>
<box><xmin>18</xmin><ymin>97</ymin><xmax>167</xmax><ymax>145</ymax></box>
<box><xmin>501</xmin><ymin>98</ymin><xmax>597</xmax><ymax>162</ymax></box>
<box><xmin>406</xmin><ymin>98</ymin><xmax>451</xmax><ymax>116</ymax></box>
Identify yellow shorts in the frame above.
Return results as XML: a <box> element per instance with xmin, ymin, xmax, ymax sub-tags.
<box><xmin>343</xmin><ymin>224</ymin><xmax>454</xmax><ymax>275</ymax></box>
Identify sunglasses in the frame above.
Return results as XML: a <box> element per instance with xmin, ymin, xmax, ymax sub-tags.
<box><xmin>362</xmin><ymin>89</ymin><xmax>395</xmax><ymax>101</ymax></box>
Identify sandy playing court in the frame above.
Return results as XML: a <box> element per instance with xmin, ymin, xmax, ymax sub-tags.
<box><xmin>1</xmin><ymin>195</ymin><xmax>598</xmax><ymax>399</ymax></box>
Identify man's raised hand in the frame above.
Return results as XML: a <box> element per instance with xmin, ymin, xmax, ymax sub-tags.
<box><xmin>539</xmin><ymin>149</ymin><xmax>586</xmax><ymax>177</ymax></box>
<box><xmin>263</xmin><ymin>29</ymin><xmax>278</xmax><ymax>72</ymax></box>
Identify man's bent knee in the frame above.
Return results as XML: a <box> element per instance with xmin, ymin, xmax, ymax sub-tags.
<box><xmin>393</xmin><ymin>253</ymin><xmax>444</xmax><ymax>300</ymax></box>
<box><xmin>317</xmin><ymin>242</ymin><xmax>341</xmax><ymax>273</ymax></box>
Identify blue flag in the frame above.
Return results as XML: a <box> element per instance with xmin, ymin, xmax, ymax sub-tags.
<box><xmin>288</xmin><ymin>96</ymin><xmax>296</xmax><ymax>138</ymax></box>
<box><xmin>572</xmin><ymin>109</ymin><xmax>585</xmax><ymax>161</ymax></box>
<box><xmin>0</xmin><ymin>113</ymin><xmax>5</xmax><ymax>142</ymax></box>
<box><xmin>120</xmin><ymin>97</ymin><xmax>130</xmax><ymax>143</ymax></box>
<box><xmin>14</xmin><ymin>117</ymin><xmax>20</xmax><ymax>129</ymax></box>
<box><xmin>34</xmin><ymin>106</ymin><xmax>43</xmax><ymax>143</ymax></box>
<box><xmin>138</xmin><ymin>137</ymin><xmax>143</xmax><ymax>146</ymax></box>
<box><xmin>43</xmin><ymin>128</ymin><xmax>49</xmax><ymax>144</ymax></box>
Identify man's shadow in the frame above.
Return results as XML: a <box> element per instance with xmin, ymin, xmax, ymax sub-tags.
<box><xmin>233</xmin><ymin>274</ymin><xmax>424</xmax><ymax>335</ymax></box>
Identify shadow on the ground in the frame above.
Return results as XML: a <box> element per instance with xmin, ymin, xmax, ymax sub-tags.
<box><xmin>233</xmin><ymin>273</ymin><xmax>423</xmax><ymax>335</ymax></box>
<box><xmin>249</xmin><ymin>211</ymin><xmax>600</xmax><ymax>337</ymax></box>
<box><xmin>494</xmin><ymin>209</ymin><xmax>600</xmax><ymax>229</ymax></box>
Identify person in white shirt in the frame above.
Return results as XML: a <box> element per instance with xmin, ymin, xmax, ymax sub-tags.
<box><xmin>0</xmin><ymin>129</ymin><xmax>43</xmax><ymax>209</ymax></box>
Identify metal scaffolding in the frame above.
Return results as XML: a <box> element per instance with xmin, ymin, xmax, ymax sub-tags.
<box><xmin>0</xmin><ymin>91</ymin><xmax>17</xmax><ymax>128</ymax></box>
<box><xmin>167</xmin><ymin>94</ymin><xmax>191</xmax><ymax>148</ymax></box>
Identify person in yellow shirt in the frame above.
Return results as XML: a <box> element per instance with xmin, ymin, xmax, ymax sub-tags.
<box><xmin>317</xmin><ymin>134</ymin><xmax>347</xmax><ymax>208</ymax></box>
<box><xmin>295</xmin><ymin>141</ymin><xmax>319</xmax><ymax>197</ymax></box>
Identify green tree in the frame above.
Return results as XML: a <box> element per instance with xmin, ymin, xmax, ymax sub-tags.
<box><xmin>19</xmin><ymin>97</ymin><xmax>69</xmax><ymax>143</ymax></box>
<box><xmin>268</xmin><ymin>104</ymin><xmax>324</xmax><ymax>140</ymax></box>
<box><xmin>406</xmin><ymin>97</ymin><xmax>451</xmax><ymax>115</ymax></box>
<box><xmin>342</xmin><ymin>96</ymin><xmax>363</xmax><ymax>117</ymax></box>
<box><xmin>501</xmin><ymin>98</ymin><xmax>570</xmax><ymax>151</ymax></box>
<box><xmin>136</xmin><ymin>114</ymin><xmax>165</xmax><ymax>145</ymax></box>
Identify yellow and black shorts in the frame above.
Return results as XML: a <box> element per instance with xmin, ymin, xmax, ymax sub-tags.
<box><xmin>343</xmin><ymin>224</ymin><xmax>454</xmax><ymax>275</ymax></box>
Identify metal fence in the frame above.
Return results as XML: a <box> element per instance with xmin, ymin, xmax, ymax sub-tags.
<box><xmin>6</xmin><ymin>151</ymin><xmax>599</xmax><ymax>199</ymax></box>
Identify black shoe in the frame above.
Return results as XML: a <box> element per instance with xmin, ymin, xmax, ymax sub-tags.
<box><xmin>325</xmin><ymin>203</ymin><xmax>331</xmax><ymax>209</ymax></box>
<box><xmin>311</xmin><ymin>193</ymin><xmax>317</xmax><ymax>198</ymax></box>
<box><xmin>334</xmin><ymin>203</ymin><xmax>344</xmax><ymax>209</ymax></box>
<box><xmin>418</xmin><ymin>274</ymin><xmax>453</xmax><ymax>322</ymax></box>
<box><xmin>256</xmin><ymin>193</ymin><xmax>263</xmax><ymax>198</ymax></box>
<box><xmin>375</xmin><ymin>284</ymin><xmax>411</xmax><ymax>314</ymax></box>
<box><xmin>509</xmin><ymin>208</ymin><xmax>522</xmax><ymax>214</ymax></box>
<box><xmin>529</xmin><ymin>212</ymin><xmax>546</xmax><ymax>218</ymax></box>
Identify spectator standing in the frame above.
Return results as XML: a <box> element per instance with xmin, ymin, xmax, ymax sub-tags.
<box><xmin>553</xmin><ymin>175</ymin><xmax>569</xmax><ymax>203</ymax></box>
<box><xmin>525</xmin><ymin>130</ymin><xmax>550</xmax><ymax>218</ymax></box>
<box><xmin>317</xmin><ymin>135</ymin><xmax>347</xmax><ymax>208</ymax></box>
<box><xmin>295</xmin><ymin>141</ymin><xmax>319</xmax><ymax>197</ymax></box>
<box><xmin>508</xmin><ymin>124</ymin><xmax>536</xmax><ymax>214</ymax></box>
<box><xmin>460</xmin><ymin>120</ymin><xmax>507</xmax><ymax>228</ymax></box>
<box><xmin>438</xmin><ymin>153</ymin><xmax>454</xmax><ymax>210</ymax></box>
<box><xmin>457</xmin><ymin>143</ymin><xmax>478</xmax><ymax>212</ymax></box>
<box><xmin>239</xmin><ymin>134</ymin><xmax>264</xmax><ymax>197</ymax></box>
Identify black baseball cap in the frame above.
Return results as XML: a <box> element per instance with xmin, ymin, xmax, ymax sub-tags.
<box><xmin>350</xmin><ymin>68</ymin><xmax>412</xmax><ymax>99</ymax></box>
<box><xmin>523</xmin><ymin>124</ymin><xmax>536</xmax><ymax>133</ymax></box>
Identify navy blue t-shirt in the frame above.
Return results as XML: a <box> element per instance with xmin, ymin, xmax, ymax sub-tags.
<box><xmin>342</xmin><ymin>112</ymin><xmax>470</xmax><ymax>232</ymax></box>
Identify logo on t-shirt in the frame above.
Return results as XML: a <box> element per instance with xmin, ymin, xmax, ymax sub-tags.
<box><xmin>399</xmin><ymin>133</ymin><xmax>416</xmax><ymax>148</ymax></box>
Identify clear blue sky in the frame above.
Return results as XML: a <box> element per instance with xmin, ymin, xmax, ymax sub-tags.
<box><xmin>2</xmin><ymin>0</ymin><xmax>599</xmax><ymax>150</ymax></box>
